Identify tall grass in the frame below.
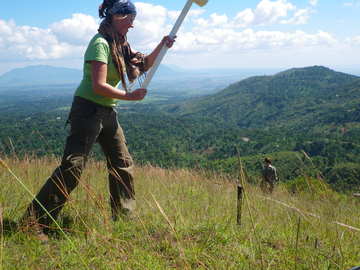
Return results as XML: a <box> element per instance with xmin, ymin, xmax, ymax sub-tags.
<box><xmin>0</xmin><ymin>156</ymin><xmax>359</xmax><ymax>269</ymax></box>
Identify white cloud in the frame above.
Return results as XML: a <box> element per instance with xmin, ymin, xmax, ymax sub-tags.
<box><xmin>209</xmin><ymin>13</ymin><xmax>229</xmax><ymax>26</ymax></box>
<box><xmin>172</xmin><ymin>28</ymin><xmax>338</xmax><ymax>54</ymax></box>
<box><xmin>50</xmin><ymin>14</ymin><xmax>98</xmax><ymax>45</ymax></box>
<box><xmin>234</xmin><ymin>9</ymin><xmax>256</xmax><ymax>28</ymax></box>
<box><xmin>129</xmin><ymin>2</ymin><xmax>169</xmax><ymax>49</ymax></box>
<box><xmin>168</xmin><ymin>9</ymin><xmax>205</xmax><ymax>21</ymax></box>
<box><xmin>345</xmin><ymin>36</ymin><xmax>360</xmax><ymax>45</ymax></box>
<box><xmin>0</xmin><ymin>19</ymin><xmax>84</xmax><ymax>61</ymax></box>
<box><xmin>309</xmin><ymin>0</ymin><xmax>318</xmax><ymax>6</ymax></box>
<box><xmin>234</xmin><ymin>0</ymin><xmax>299</xmax><ymax>27</ymax></box>
<box><xmin>0</xmin><ymin>0</ymin><xmax>359</xmax><ymax>71</ymax></box>
<box><xmin>253</xmin><ymin>0</ymin><xmax>296</xmax><ymax>25</ymax></box>
<box><xmin>281</xmin><ymin>8</ymin><xmax>312</xmax><ymax>25</ymax></box>
<box><xmin>344</xmin><ymin>0</ymin><xmax>360</xmax><ymax>6</ymax></box>
<box><xmin>194</xmin><ymin>13</ymin><xmax>229</xmax><ymax>27</ymax></box>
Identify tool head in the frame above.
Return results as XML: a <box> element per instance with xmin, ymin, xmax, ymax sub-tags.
<box><xmin>192</xmin><ymin>0</ymin><xmax>208</xmax><ymax>7</ymax></box>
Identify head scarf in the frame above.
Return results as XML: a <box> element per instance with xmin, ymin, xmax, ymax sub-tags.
<box><xmin>107</xmin><ymin>0</ymin><xmax>137</xmax><ymax>16</ymax></box>
<box><xmin>98</xmin><ymin>0</ymin><xmax>145</xmax><ymax>91</ymax></box>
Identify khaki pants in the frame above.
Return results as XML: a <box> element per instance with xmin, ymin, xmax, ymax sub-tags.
<box><xmin>261</xmin><ymin>179</ymin><xmax>275</xmax><ymax>194</ymax></box>
<box><xmin>23</xmin><ymin>96</ymin><xmax>135</xmax><ymax>227</ymax></box>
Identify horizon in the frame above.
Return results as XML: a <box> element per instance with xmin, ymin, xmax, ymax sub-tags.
<box><xmin>1</xmin><ymin>1</ymin><xmax>360</xmax><ymax>75</ymax></box>
<box><xmin>1</xmin><ymin>64</ymin><xmax>360</xmax><ymax>78</ymax></box>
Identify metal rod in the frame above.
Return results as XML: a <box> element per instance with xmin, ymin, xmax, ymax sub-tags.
<box><xmin>237</xmin><ymin>184</ymin><xmax>243</xmax><ymax>225</ymax></box>
<box><xmin>141</xmin><ymin>0</ymin><xmax>193</xmax><ymax>89</ymax></box>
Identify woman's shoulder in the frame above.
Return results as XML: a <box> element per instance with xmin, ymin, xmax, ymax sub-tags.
<box><xmin>84</xmin><ymin>33</ymin><xmax>111</xmax><ymax>60</ymax></box>
<box><xmin>89</xmin><ymin>33</ymin><xmax>109</xmax><ymax>47</ymax></box>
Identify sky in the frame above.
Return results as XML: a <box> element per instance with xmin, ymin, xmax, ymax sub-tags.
<box><xmin>1</xmin><ymin>0</ymin><xmax>360</xmax><ymax>75</ymax></box>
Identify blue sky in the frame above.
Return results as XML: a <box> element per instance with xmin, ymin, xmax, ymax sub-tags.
<box><xmin>1</xmin><ymin>0</ymin><xmax>360</xmax><ymax>74</ymax></box>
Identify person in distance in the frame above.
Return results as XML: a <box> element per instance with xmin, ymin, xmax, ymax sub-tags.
<box><xmin>261</xmin><ymin>157</ymin><xmax>279</xmax><ymax>194</ymax></box>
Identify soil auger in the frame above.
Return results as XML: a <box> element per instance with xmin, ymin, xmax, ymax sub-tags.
<box><xmin>140</xmin><ymin>0</ymin><xmax>209</xmax><ymax>89</ymax></box>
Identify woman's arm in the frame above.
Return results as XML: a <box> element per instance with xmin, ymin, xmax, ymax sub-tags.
<box><xmin>91</xmin><ymin>61</ymin><xmax>147</xmax><ymax>101</ymax></box>
<box><xmin>144</xmin><ymin>36</ymin><xmax>176</xmax><ymax>69</ymax></box>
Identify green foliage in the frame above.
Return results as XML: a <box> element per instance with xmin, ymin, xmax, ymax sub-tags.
<box><xmin>325</xmin><ymin>162</ymin><xmax>360</xmax><ymax>192</ymax></box>
<box><xmin>200</xmin><ymin>151</ymin><xmax>325</xmax><ymax>185</ymax></box>
<box><xmin>0</xmin><ymin>66</ymin><xmax>360</xmax><ymax>191</ymax></box>
<box><xmin>284</xmin><ymin>176</ymin><xmax>332</xmax><ymax>195</ymax></box>
<box><xmin>168</xmin><ymin>66</ymin><xmax>360</xmax><ymax>131</ymax></box>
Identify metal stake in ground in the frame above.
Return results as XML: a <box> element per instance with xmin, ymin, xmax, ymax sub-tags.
<box><xmin>237</xmin><ymin>184</ymin><xmax>243</xmax><ymax>225</ymax></box>
<box><xmin>140</xmin><ymin>0</ymin><xmax>209</xmax><ymax>89</ymax></box>
<box><xmin>236</xmin><ymin>146</ymin><xmax>244</xmax><ymax>226</ymax></box>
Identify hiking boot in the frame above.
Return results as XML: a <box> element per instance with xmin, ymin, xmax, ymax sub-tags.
<box><xmin>33</xmin><ymin>230</ymin><xmax>49</xmax><ymax>243</ymax></box>
<box><xmin>111</xmin><ymin>199</ymin><xmax>136</xmax><ymax>222</ymax></box>
<box><xmin>112</xmin><ymin>210</ymin><xmax>136</xmax><ymax>222</ymax></box>
<box><xmin>19</xmin><ymin>217</ymin><xmax>49</xmax><ymax>243</ymax></box>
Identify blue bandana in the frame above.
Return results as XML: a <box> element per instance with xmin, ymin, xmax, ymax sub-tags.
<box><xmin>108</xmin><ymin>0</ymin><xmax>137</xmax><ymax>16</ymax></box>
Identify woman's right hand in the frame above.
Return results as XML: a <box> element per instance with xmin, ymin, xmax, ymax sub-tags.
<box><xmin>126</xmin><ymin>88</ymin><xmax>147</xmax><ymax>101</ymax></box>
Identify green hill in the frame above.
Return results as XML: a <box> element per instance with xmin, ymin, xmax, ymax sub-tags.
<box><xmin>1</xmin><ymin>66</ymin><xmax>360</xmax><ymax>191</ymax></box>
<box><xmin>169</xmin><ymin>66</ymin><xmax>360</xmax><ymax>131</ymax></box>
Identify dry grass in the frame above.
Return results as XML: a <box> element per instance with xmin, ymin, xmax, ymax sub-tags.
<box><xmin>0</xmin><ymin>156</ymin><xmax>359</xmax><ymax>269</ymax></box>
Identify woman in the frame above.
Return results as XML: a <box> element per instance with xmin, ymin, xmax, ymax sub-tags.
<box><xmin>21</xmin><ymin>0</ymin><xmax>175</xmax><ymax>238</ymax></box>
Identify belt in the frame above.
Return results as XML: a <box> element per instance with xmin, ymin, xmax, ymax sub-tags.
<box><xmin>73</xmin><ymin>96</ymin><xmax>114</xmax><ymax>112</ymax></box>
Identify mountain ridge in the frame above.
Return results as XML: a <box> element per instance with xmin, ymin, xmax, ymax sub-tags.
<box><xmin>0</xmin><ymin>65</ymin><xmax>360</xmax><ymax>190</ymax></box>
<box><xmin>0</xmin><ymin>65</ymin><xmax>82</xmax><ymax>87</ymax></box>
<box><xmin>0</xmin><ymin>64</ymin><xmax>180</xmax><ymax>87</ymax></box>
<box><xmin>169</xmin><ymin>65</ymin><xmax>360</xmax><ymax>131</ymax></box>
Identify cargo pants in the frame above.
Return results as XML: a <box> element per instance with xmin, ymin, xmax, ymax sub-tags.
<box><xmin>23</xmin><ymin>96</ymin><xmax>135</xmax><ymax>227</ymax></box>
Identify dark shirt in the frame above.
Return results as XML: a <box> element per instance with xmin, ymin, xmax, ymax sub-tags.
<box><xmin>262</xmin><ymin>165</ymin><xmax>278</xmax><ymax>182</ymax></box>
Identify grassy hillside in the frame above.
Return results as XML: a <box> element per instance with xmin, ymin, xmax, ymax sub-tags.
<box><xmin>0</xmin><ymin>157</ymin><xmax>359</xmax><ymax>269</ymax></box>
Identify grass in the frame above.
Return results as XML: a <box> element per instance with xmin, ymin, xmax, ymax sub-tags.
<box><xmin>0</xmin><ymin>156</ymin><xmax>359</xmax><ymax>269</ymax></box>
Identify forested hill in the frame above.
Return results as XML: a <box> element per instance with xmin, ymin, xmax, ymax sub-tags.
<box><xmin>168</xmin><ymin>66</ymin><xmax>360</xmax><ymax>131</ymax></box>
<box><xmin>1</xmin><ymin>65</ymin><xmax>360</xmax><ymax>191</ymax></box>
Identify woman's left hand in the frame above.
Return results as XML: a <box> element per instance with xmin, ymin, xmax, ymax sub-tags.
<box><xmin>162</xmin><ymin>35</ymin><xmax>176</xmax><ymax>48</ymax></box>
<box><xmin>145</xmin><ymin>36</ymin><xmax>177</xmax><ymax>69</ymax></box>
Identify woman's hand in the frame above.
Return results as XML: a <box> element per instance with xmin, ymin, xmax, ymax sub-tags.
<box><xmin>161</xmin><ymin>35</ymin><xmax>176</xmax><ymax>48</ymax></box>
<box><xmin>125</xmin><ymin>88</ymin><xmax>147</xmax><ymax>101</ymax></box>
<box><xmin>144</xmin><ymin>36</ymin><xmax>177</xmax><ymax>70</ymax></box>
